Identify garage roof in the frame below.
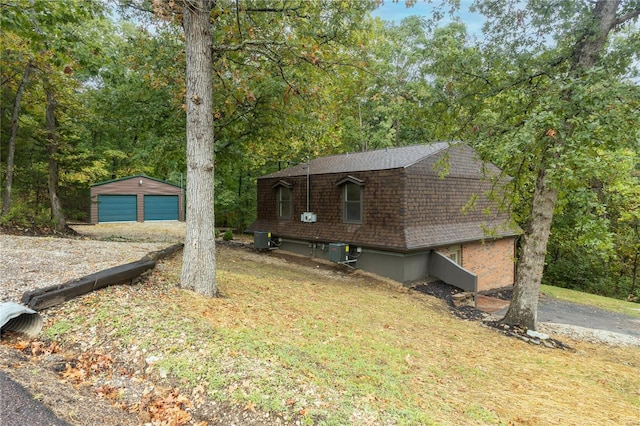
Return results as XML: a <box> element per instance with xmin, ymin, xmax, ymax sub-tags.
<box><xmin>91</xmin><ymin>174</ymin><xmax>183</xmax><ymax>188</ymax></box>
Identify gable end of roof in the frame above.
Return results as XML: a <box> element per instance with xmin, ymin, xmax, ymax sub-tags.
<box><xmin>91</xmin><ymin>174</ymin><xmax>183</xmax><ymax>189</ymax></box>
<box><xmin>335</xmin><ymin>175</ymin><xmax>365</xmax><ymax>186</ymax></box>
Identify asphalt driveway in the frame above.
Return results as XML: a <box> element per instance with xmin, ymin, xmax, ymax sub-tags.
<box><xmin>537</xmin><ymin>296</ymin><xmax>640</xmax><ymax>338</ymax></box>
<box><xmin>0</xmin><ymin>371</ymin><xmax>69</xmax><ymax>426</ymax></box>
<box><xmin>492</xmin><ymin>296</ymin><xmax>640</xmax><ymax>339</ymax></box>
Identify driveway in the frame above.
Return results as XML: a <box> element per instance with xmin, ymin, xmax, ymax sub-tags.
<box><xmin>488</xmin><ymin>296</ymin><xmax>640</xmax><ymax>345</ymax></box>
<box><xmin>536</xmin><ymin>296</ymin><xmax>640</xmax><ymax>338</ymax></box>
<box><xmin>0</xmin><ymin>371</ymin><xmax>69</xmax><ymax>426</ymax></box>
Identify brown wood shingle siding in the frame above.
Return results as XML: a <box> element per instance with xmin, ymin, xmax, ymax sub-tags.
<box><xmin>248</xmin><ymin>144</ymin><xmax>519</xmax><ymax>252</ymax></box>
<box><xmin>252</xmin><ymin>169</ymin><xmax>407</xmax><ymax>250</ymax></box>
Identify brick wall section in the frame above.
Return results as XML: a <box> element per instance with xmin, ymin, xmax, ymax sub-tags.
<box><xmin>460</xmin><ymin>237</ymin><xmax>516</xmax><ymax>291</ymax></box>
<box><xmin>90</xmin><ymin>176</ymin><xmax>184</xmax><ymax>223</ymax></box>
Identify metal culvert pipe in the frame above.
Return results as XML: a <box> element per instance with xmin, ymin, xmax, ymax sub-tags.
<box><xmin>0</xmin><ymin>302</ymin><xmax>43</xmax><ymax>338</ymax></box>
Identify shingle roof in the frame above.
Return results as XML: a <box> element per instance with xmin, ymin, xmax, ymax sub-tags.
<box><xmin>404</xmin><ymin>220</ymin><xmax>519</xmax><ymax>250</ymax></box>
<box><xmin>262</xmin><ymin>142</ymin><xmax>451</xmax><ymax>178</ymax></box>
<box><xmin>91</xmin><ymin>174</ymin><xmax>182</xmax><ymax>188</ymax></box>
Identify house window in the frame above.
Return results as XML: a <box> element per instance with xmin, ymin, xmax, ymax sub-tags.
<box><xmin>278</xmin><ymin>186</ymin><xmax>291</xmax><ymax>219</ymax></box>
<box><xmin>447</xmin><ymin>247</ymin><xmax>462</xmax><ymax>265</ymax></box>
<box><xmin>344</xmin><ymin>182</ymin><xmax>362</xmax><ymax>223</ymax></box>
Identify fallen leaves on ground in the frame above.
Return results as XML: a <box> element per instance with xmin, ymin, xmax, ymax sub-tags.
<box><xmin>136</xmin><ymin>387</ymin><xmax>194</xmax><ymax>426</ymax></box>
<box><xmin>8</xmin><ymin>336</ymin><xmax>199</xmax><ymax>426</ymax></box>
<box><xmin>11</xmin><ymin>338</ymin><xmax>60</xmax><ymax>357</ymax></box>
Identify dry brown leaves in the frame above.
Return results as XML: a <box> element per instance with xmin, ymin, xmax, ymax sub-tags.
<box><xmin>135</xmin><ymin>387</ymin><xmax>201</xmax><ymax>426</ymax></box>
<box><xmin>9</xmin><ymin>337</ymin><xmax>202</xmax><ymax>426</ymax></box>
<box><xmin>60</xmin><ymin>352</ymin><xmax>114</xmax><ymax>384</ymax></box>
<box><xmin>11</xmin><ymin>338</ymin><xmax>61</xmax><ymax>356</ymax></box>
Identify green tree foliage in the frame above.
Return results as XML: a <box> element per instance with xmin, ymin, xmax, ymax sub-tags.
<box><xmin>77</xmin><ymin>21</ymin><xmax>186</xmax><ymax>182</ymax></box>
<box><xmin>545</xmin><ymin>148</ymin><xmax>640</xmax><ymax>299</ymax></box>
<box><xmin>462</xmin><ymin>0</ymin><xmax>640</xmax><ymax>328</ymax></box>
<box><xmin>1</xmin><ymin>0</ymin><xmax>107</xmax><ymax>226</ymax></box>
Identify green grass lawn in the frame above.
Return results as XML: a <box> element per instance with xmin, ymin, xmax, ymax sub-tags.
<box><xmin>45</xmin><ymin>247</ymin><xmax>640</xmax><ymax>425</ymax></box>
<box><xmin>540</xmin><ymin>284</ymin><xmax>640</xmax><ymax>318</ymax></box>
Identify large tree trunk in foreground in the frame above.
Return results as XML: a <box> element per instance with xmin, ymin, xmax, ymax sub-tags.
<box><xmin>44</xmin><ymin>79</ymin><xmax>67</xmax><ymax>231</ymax></box>
<box><xmin>2</xmin><ymin>62</ymin><xmax>32</xmax><ymax>217</ymax></box>
<box><xmin>180</xmin><ymin>0</ymin><xmax>218</xmax><ymax>297</ymax></box>
<box><xmin>502</xmin><ymin>167</ymin><xmax>557</xmax><ymax>330</ymax></box>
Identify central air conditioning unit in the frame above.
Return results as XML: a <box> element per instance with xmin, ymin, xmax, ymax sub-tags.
<box><xmin>300</xmin><ymin>212</ymin><xmax>317</xmax><ymax>223</ymax></box>
<box><xmin>254</xmin><ymin>231</ymin><xmax>274</xmax><ymax>250</ymax></box>
<box><xmin>329</xmin><ymin>243</ymin><xmax>349</xmax><ymax>263</ymax></box>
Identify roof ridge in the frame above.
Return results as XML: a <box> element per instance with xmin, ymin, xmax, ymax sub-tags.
<box><xmin>322</xmin><ymin>141</ymin><xmax>451</xmax><ymax>159</ymax></box>
<box><xmin>261</xmin><ymin>142</ymin><xmax>461</xmax><ymax>179</ymax></box>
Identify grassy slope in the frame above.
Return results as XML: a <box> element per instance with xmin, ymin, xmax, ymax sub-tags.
<box><xmin>48</xmin><ymin>247</ymin><xmax>640</xmax><ymax>425</ymax></box>
<box><xmin>540</xmin><ymin>284</ymin><xmax>640</xmax><ymax>318</ymax></box>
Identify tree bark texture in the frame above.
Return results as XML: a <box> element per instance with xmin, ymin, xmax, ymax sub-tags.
<box><xmin>180</xmin><ymin>0</ymin><xmax>218</xmax><ymax>297</ymax></box>
<box><xmin>571</xmin><ymin>0</ymin><xmax>621</xmax><ymax>72</ymax></box>
<box><xmin>2</xmin><ymin>62</ymin><xmax>32</xmax><ymax>217</ymax></box>
<box><xmin>44</xmin><ymin>79</ymin><xmax>66</xmax><ymax>231</ymax></box>
<box><xmin>502</xmin><ymin>166</ymin><xmax>557</xmax><ymax>330</ymax></box>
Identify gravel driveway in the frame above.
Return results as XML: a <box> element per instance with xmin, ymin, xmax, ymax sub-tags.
<box><xmin>1</xmin><ymin>222</ymin><xmax>185</xmax><ymax>304</ymax></box>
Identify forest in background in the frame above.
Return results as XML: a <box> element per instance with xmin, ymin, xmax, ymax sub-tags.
<box><xmin>1</xmin><ymin>0</ymin><xmax>639</xmax><ymax>301</ymax></box>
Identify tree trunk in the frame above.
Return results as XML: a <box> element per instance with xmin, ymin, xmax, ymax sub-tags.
<box><xmin>2</xmin><ymin>61</ymin><xmax>32</xmax><ymax>217</ymax></box>
<box><xmin>502</xmin><ymin>166</ymin><xmax>557</xmax><ymax>330</ymax></box>
<box><xmin>44</xmin><ymin>79</ymin><xmax>66</xmax><ymax>231</ymax></box>
<box><xmin>180</xmin><ymin>0</ymin><xmax>218</xmax><ymax>297</ymax></box>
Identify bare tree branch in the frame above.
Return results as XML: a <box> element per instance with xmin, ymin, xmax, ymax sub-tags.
<box><xmin>212</xmin><ymin>39</ymin><xmax>286</xmax><ymax>53</ymax></box>
<box><xmin>614</xmin><ymin>6</ymin><xmax>640</xmax><ymax>26</ymax></box>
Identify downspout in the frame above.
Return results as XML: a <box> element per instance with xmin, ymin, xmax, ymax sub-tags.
<box><xmin>306</xmin><ymin>156</ymin><xmax>310</xmax><ymax>213</ymax></box>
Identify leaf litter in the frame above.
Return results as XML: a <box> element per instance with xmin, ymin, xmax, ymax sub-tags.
<box><xmin>1</xmin><ymin>223</ymin><xmax>639</xmax><ymax>425</ymax></box>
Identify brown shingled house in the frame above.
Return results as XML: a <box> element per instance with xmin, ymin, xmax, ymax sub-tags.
<box><xmin>247</xmin><ymin>143</ymin><xmax>520</xmax><ymax>293</ymax></box>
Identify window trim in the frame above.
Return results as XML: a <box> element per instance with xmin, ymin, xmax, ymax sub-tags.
<box><xmin>277</xmin><ymin>186</ymin><xmax>292</xmax><ymax>220</ymax></box>
<box><xmin>445</xmin><ymin>246</ymin><xmax>462</xmax><ymax>265</ymax></box>
<box><xmin>343</xmin><ymin>181</ymin><xmax>363</xmax><ymax>224</ymax></box>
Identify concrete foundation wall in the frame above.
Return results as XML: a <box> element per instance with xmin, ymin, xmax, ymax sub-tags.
<box><xmin>278</xmin><ymin>239</ymin><xmax>431</xmax><ymax>283</ymax></box>
<box><xmin>276</xmin><ymin>237</ymin><xmax>516</xmax><ymax>290</ymax></box>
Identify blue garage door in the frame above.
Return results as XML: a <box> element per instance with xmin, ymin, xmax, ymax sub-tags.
<box><xmin>144</xmin><ymin>195</ymin><xmax>179</xmax><ymax>221</ymax></box>
<box><xmin>98</xmin><ymin>195</ymin><xmax>137</xmax><ymax>222</ymax></box>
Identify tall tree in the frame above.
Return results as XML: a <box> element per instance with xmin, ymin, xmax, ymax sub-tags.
<box><xmin>145</xmin><ymin>0</ymin><xmax>373</xmax><ymax>296</ymax></box>
<box><xmin>43</xmin><ymin>76</ymin><xmax>67</xmax><ymax>230</ymax></box>
<box><xmin>179</xmin><ymin>0</ymin><xmax>218</xmax><ymax>297</ymax></box>
<box><xmin>1</xmin><ymin>0</ymin><xmax>104</xmax><ymax>228</ymax></box>
<box><xmin>1</xmin><ymin>60</ymin><xmax>32</xmax><ymax>216</ymax></box>
<box><xmin>468</xmin><ymin>0</ymin><xmax>640</xmax><ymax>329</ymax></box>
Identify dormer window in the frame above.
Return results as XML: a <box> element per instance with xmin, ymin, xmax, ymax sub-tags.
<box><xmin>336</xmin><ymin>176</ymin><xmax>364</xmax><ymax>224</ymax></box>
<box><xmin>278</xmin><ymin>186</ymin><xmax>291</xmax><ymax>219</ymax></box>
<box><xmin>272</xmin><ymin>180</ymin><xmax>293</xmax><ymax>220</ymax></box>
